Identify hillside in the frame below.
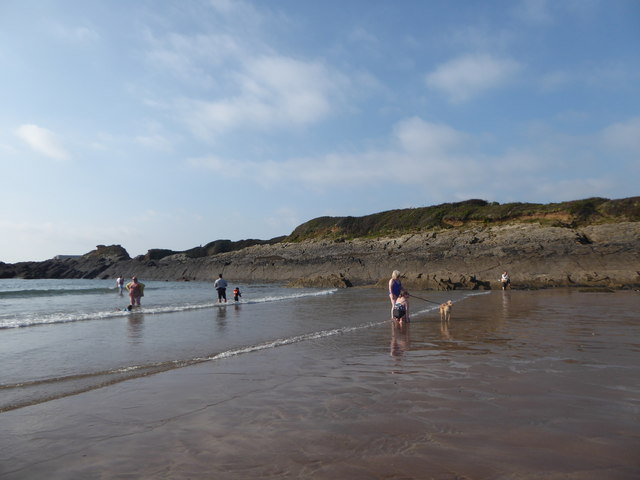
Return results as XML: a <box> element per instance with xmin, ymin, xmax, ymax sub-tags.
<box><xmin>287</xmin><ymin>197</ymin><xmax>640</xmax><ymax>241</ymax></box>
<box><xmin>1</xmin><ymin>196</ymin><xmax>639</xmax><ymax>290</ymax></box>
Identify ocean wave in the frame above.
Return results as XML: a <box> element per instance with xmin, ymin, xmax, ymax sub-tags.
<box><xmin>0</xmin><ymin>313</ymin><xmax>378</xmax><ymax>412</ymax></box>
<box><xmin>0</xmin><ymin>290</ymin><xmax>479</xmax><ymax>412</ymax></box>
<box><xmin>0</xmin><ymin>287</ymin><xmax>117</xmax><ymax>299</ymax></box>
<box><xmin>0</xmin><ymin>289</ymin><xmax>338</xmax><ymax>329</ymax></box>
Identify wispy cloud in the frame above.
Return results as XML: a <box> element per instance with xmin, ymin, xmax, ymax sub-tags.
<box><xmin>426</xmin><ymin>54</ymin><xmax>521</xmax><ymax>103</ymax></box>
<box><xmin>512</xmin><ymin>0</ymin><xmax>599</xmax><ymax>26</ymax></box>
<box><xmin>188</xmin><ymin>117</ymin><xmax>475</xmax><ymax>189</ymax></box>
<box><xmin>15</xmin><ymin>124</ymin><xmax>70</xmax><ymax>160</ymax></box>
<box><xmin>51</xmin><ymin>24</ymin><xmax>100</xmax><ymax>42</ymax></box>
<box><xmin>145</xmin><ymin>32</ymin><xmax>243</xmax><ymax>88</ymax></box>
<box><xmin>188</xmin><ymin>115</ymin><xmax>632</xmax><ymax>202</ymax></box>
<box><xmin>135</xmin><ymin>133</ymin><xmax>174</xmax><ymax>152</ymax></box>
<box><xmin>142</xmin><ymin>1</ymin><xmax>355</xmax><ymax>142</ymax></box>
<box><xmin>179</xmin><ymin>55</ymin><xmax>350</xmax><ymax>139</ymax></box>
<box><xmin>512</xmin><ymin>0</ymin><xmax>555</xmax><ymax>25</ymax></box>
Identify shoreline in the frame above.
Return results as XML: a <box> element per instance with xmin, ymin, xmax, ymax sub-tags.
<box><xmin>1</xmin><ymin>289</ymin><xmax>638</xmax><ymax>479</ymax></box>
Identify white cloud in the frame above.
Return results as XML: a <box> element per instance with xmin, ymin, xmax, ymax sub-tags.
<box><xmin>15</xmin><ymin>124</ymin><xmax>70</xmax><ymax>160</ymax></box>
<box><xmin>187</xmin><ymin>115</ymin><xmax>636</xmax><ymax>204</ymax></box>
<box><xmin>393</xmin><ymin>117</ymin><xmax>469</xmax><ymax>155</ymax></box>
<box><xmin>189</xmin><ymin>117</ymin><xmax>474</xmax><ymax>188</ymax></box>
<box><xmin>180</xmin><ymin>55</ymin><xmax>350</xmax><ymax>139</ymax></box>
<box><xmin>145</xmin><ymin>32</ymin><xmax>242</xmax><ymax>87</ymax></box>
<box><xmin>426</xmin><ymin>54</ymin><xmax>521</xmax><ymax>103</ymax></box>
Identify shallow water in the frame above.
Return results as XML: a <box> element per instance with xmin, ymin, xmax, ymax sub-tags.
<box><xmin>0</xmin><ymin>279</ymin><xmax>472</xmax><ymax>412</ymax></box>
<box><xmin>1</xmin><ymin>287</ymin><xmax>639</xmax><ymax>479</ymax></box>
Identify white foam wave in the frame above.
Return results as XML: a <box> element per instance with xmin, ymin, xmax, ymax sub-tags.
<box><xmin>0</xmin><ymin>289</ymin><xmax>338</xmax><ymax>329</ymax></box>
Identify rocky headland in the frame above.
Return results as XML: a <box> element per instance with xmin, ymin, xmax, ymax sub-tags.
<box><xmin>2</xmin><ymin>197</ymin><xmax>639</xmax><ymax>290</ymax></box>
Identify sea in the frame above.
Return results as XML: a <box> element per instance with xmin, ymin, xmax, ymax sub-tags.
<box><xmin>0</xmin><ymin>278</ymin><xmax>474</xmax><ymax>413</ymax></box>
<box><xmin>2</xmin><ymin>278</ymin><xmax>638</xmax><ymax>478</ymax></box>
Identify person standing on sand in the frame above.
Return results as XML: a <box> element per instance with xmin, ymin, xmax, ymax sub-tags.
<box><xmin>388</xmin><ymin>270</ymin><xmax>403</xmax><ymax>317</ymax></box>
<box><xmin>214</xmin><ymin>273</ymin><xmax>228</xmax><ymax>303</ymax></box>
<box><xmin>126</xmin><ymin>276</ymin><xmax>144</xmax><ymax>306</ymax></box>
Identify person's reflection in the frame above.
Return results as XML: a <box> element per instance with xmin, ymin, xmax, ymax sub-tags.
<box><xmin>216</xmin><ymin>307</ymin><xmax>227</xmax><ymax>328</ymax></box>
<box><xmin>127</xmin><ymin>314</ymin><xmax>145</xmax><ymax>343</ymax></box>
<box><xmin>390</xmin><ymin>321</ymin><xmax>411</xmax><ymax>357</ymax></box>
<box><xmin>501</xmin><ymin>289</ymin><xmax>511</xmax><ymax>321</ymax></box>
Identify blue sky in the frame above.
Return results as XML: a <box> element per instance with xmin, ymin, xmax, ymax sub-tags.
<box><xmin>1</xmin><ymin>0</ymin><xmax>638</xmax><ymax>263</ymax></box>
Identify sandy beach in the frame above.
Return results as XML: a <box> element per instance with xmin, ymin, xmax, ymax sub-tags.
<box><xmin>1</xmin><ymin>288</ymin><xmax>638</xmax><ymax>479</ymax></box>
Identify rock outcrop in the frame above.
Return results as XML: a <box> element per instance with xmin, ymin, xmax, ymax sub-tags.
<box><xmin>3</xmin><ymin>222</ymin><xmax>638</xmax><ymax>290</ymax></box>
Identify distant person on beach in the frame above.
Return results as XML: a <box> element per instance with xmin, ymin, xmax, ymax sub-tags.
<box><xmin>501</xmin><ymin>271</ymin><xmax>511</xmax><ymax>290</ymax></box>
<box><xmin>392</xmin><ymin>291</ymin><xmax>410</xmax><ymax>323</ymax></box>
<box><xmin>214</xmin><ymin>274</ymin><xmax>228</xmax><ymax>303</ymax></box>
<box><xmin>116</xmin><ymin>276</ymin><xmax>124</xmax><ymax>295</ymax></box>
<box><xmin>388</xmin><ymin>270</ymin><xmax>403</xmax><ymax>317</ymax></box>
<box><xmin>126</xmin><ymin>276</ymin><xmax>145</xmax><ymax>306</ymax></box>
<box><xmin>233</xmin><ymin>287</ymin><xmax>242</xmax><ymax>302</ymax></box>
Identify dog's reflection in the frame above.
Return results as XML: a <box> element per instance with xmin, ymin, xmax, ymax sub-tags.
<box><xmin>440</xmin><ymin>320</ymin><xmax>453</xmax><ymax>340</ymax></box>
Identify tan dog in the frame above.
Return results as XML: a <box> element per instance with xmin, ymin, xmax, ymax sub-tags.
<box><xmin>439</xmin><ymin>300</ymin><xmax>453</xmax><ymax>323</ymax></box>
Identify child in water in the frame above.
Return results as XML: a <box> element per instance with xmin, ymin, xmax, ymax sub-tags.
<box><xmin>392</xmin><ymin>291</ymin><xmax>410</xmax><ymax>323</ymax></box>
<box><xmin>233</xmin><ymin>287</ymin><xmax>242</xmax><ymax>302</ymax></box>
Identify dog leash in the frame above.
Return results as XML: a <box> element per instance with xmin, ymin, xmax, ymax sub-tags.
<box><xmin>407</xmin><ymin>294</ymin><xmax>441</xmax><ymax>305</ymax></box>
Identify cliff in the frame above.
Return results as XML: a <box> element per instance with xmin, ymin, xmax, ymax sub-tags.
<box><xmin>2</xmin><ymin>198</ymin><xmax>639</xmax><ymax>290</ymax></box>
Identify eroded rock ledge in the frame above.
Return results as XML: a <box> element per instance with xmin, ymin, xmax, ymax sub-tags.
<box><xmin>2</xmin><ymin>223</ymin><xmax>639</xmax><ymax>290</ymax></box>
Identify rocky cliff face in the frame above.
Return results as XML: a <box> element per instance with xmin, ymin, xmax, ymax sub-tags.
<box><xmin>3</xmin><ymin>222</ymin><xmax>638</xmax><ymax>290</ymax></box>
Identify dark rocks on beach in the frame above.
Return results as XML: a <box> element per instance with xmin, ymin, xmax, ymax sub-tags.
<box><xmin>2</xmin><ymin>222</ymin><xmax>639</xmax><ymax>290</ymax></box>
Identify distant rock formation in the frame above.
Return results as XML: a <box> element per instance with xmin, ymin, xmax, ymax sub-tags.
<box><xmin>2</xmin><ymin>198</ymin><xmax>639</xmax><ymax>289</ymax></box>
<box><xmin>1</xmin><ymin>222</ymin><xmax>638</xmax><ymax>290</ymax></box>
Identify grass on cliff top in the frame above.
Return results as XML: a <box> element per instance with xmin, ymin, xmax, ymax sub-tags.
<box><xmin>286</xmin><ymin>196</ymin><xmax>640</xmax><ymax>242</ymax></box>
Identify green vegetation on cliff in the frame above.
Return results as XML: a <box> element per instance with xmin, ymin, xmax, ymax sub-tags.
<box><xmin>286</xmin><ymin>197</ymin><xmax>640</xmax><ymax>242</ymax></box>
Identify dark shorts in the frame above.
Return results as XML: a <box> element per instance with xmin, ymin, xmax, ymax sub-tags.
<box><xmin>217</xmin><ymin>288</ymin><xmax>227</xmax><ymax>300</ymax></box>
<box><xmin>393</xmin><ymin>304</ymin><xmax>406</xmax><ymax>319</ymax></box>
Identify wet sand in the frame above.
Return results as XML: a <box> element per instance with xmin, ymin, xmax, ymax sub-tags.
<box><xmin>1</xmin><ymin>289</ymin><xmax>639</xmax><ymax>479</ymax></box>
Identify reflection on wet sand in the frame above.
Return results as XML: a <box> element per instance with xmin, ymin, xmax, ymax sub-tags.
<box><xmin>127</xmin><ymin>314</ymin><xmax>145</xmax><ymax>343</ymax></box>
<box><xmin>215</xmin><ymin>306</ymin><xmax>227</xmax><ymax>328</ymax></box>
<box><xmin>390</xmin><ymin>321</ymin><xmax>410</xmax><ymax>357</ymax></box>
<box><xmin>440</xmin><ymin>320</ymin><xmax>452</xmax><ymax>340</ymax></box>
<box><xmin>501</xmin><ymin>289</ymin><xmax>510</xmax><ymax>319</ymax></box>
